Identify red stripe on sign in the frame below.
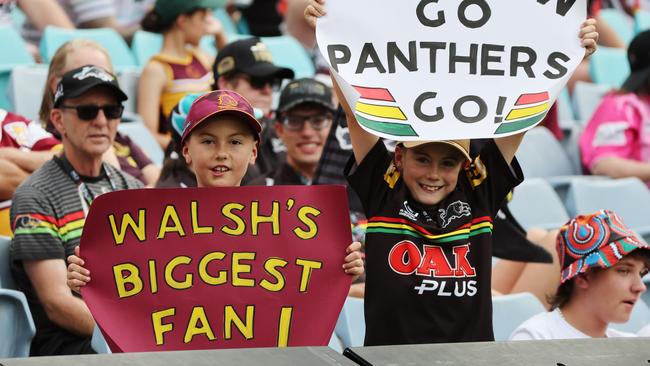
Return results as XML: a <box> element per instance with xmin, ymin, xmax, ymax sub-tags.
<box><xmin>353</xmin><ymin>86</ymin><xmax>395</xmax><ymax>102</ymax></box>
<box><xmin>515</xmin><ymin>92</ymin><xmax>550</xmax><ymax>106</ymax></box>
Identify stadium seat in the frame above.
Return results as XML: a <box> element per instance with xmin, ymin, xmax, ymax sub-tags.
<box><xmin>0</xmin><ymin>235</ymin><xmax>15</xmax><ymax>289</ymax></box>
<box><xmin>117</xmin><ymin>118</ymin><xmax>164</xmax><ymax>166</ymax></box>
<box><xmin>261</xmin><ymin>35</ymin><xmax>315</xmax><ymax>79</ymax></box>
<box><xmin>589</xmin><ymin>46</ymin><xmax>630</xmax><ymax>88</ymax></box>
<box><xmin>7</xmin><ymin>65</ymin><xmax>48</xmax><ymax>122</ymax></box>
<box><xmin>40</xmin><ymin>26</ymin><xmax>137</xmax><ymax>70</ymax></box>
<box><xmin>91</xmin><ymin>325</ymin><xmax>112</xmax><ymax>354</ymax></box>
<box><xmin>610</xmin><ymin>299</ymin><xmax>650</xmax><ymax>334</ymax></box>
<box><xmin>492</xmin><ymin>292</ymin><xmax>546</xmax><ymax>341</ymax></box>
<box><xmin>117</xmin><ymin>68</ymin><xmax>141</xmax><ymax>114</ymax></box>
<box><xmin>564</xmin><ymin>177</ymin><xmax>650</xmax><ymax>241</ymax></box>
<box><xmin>508</xmin><ymin>178</ymin><xmax>570</xmax><ymax>230</ymax></box>
<box><xmin>328</xmin><ymin>332</ymin><xmax>343</xmax><ymax>353</ymax></box>
<box><xmin>572</xmin><ymin>81</ymin><xmax>612</xmax><ymax>122</ymax></box>
<box><xmin>214</xmin><ymin>8</ymin><xmax>239</xmax><ymax>36</ymax></box>
<box><xmin>515</xmin><ymin>126</ymin><xmax>579</xmax><ymax>180</ymax></box>
<box><xmin>636</xmin><ymin>10</ymin><xmax>650</xmax><ymax>34</ymax></box>
<box><xmin>0</xmin><ymin>288</ymin><xmax>36</xmax><ymax>358</ymax></box>
<box><xmin>0</xmin><ymin>25</ymin><xmax>35</xmax><ymax>111</ymax></box>
<box><xmin>561</xmin><ymin>124</ymin><xmax>584</xmax><ymax>175</ymax></box>
<box><xmin>131</xmin><ymin>30</ymin><xmax>163</xmax><ymax>67</ymax></box>
<box><xmin>334</xmin><ymin>296</ymin><xmax>365</xmax><ymax>348</ymax></box>
<box><xmin>556</xmin><ymin>88</ymin><xmax>576</xmax><ymax>131</ymax></box>
<box><xmin>599</xmin><ymin>9</ymin><xmax>635</xmax><ymax>44</ymax></box>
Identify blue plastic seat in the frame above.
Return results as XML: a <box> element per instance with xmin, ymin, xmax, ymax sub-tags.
<box><xmin>0</xmin><ymin>288</ymin><xmax>36</xmax><ymax>357</ymax></box>
<box><xmin>492</xmin><ymin>292</ymin><xmax>546</xmax><ymax>341</ymax></box>
<box><xmin>261</xmin><ymin>35</ymin><xmax>315</xmax><ymax>79</ymax></box>
<box><xmin>0</xmin><ymin>235</ymin><xmax>16</xmax><ymax>290</ymax></box>
<box><xmin>516</xmin><ymin>126</ymin><xmax>579</xmax><ymax>179</ymax></box>
<box><xmin>572</xmin><ymin>81</ymin><xmax>612</xmax><ymax>122</ymax></box>
<box><xmin>589</xmin><ymin>46</ymin><xmax>630</xmax><ymax>88</ymax></box>
<box><xmin>508</xmin><ymin>179</ymin><xmax>570</xmax><ymax>230</ymax></box>
<box><xmin>131</xmin><ymin>30</ymin><xmax>163</xmax><ymax>67</ymax></box>
<box><xmin>636</xmin><ymin>10</ymin><xmax>650</xmax><ymax>34</ymax></box>
<box><xmin>564</xmin><ymin>177</ymin><xmax>650</xmax><ymax>241</ymax></box>
<box><xmin>7</xmin><ymin>65</ymin><xmax>48</xmax><ymax>121</ymax></box>
<box><xmin>0</xmin><ymin>25</ymin><xmax>35</xmax><ymax>110</ymax></box>
<box><xmin>91</xmin><ymin>325</ymin><xmax>112</xmax><ymax>354</ymax></box>
<box><xmin>599</xmin><ymin>8</ymin><xmax>635</xmax><ymax>44</ymax></box>
<box><xmin>334</xmin><ymin>297</ymin><xmax>365</xmax><ymax>348</ymax></box>
<box><xmin>40</xmin><ymin>26</ymin><xmax>137</xmax><ymax>70</ymax></box>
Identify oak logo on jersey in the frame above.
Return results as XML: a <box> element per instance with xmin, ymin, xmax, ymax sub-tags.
<box><xmin>388</xmin><ymin>240</ymin><xmax>476</xmax><ymax>278</ymax></box>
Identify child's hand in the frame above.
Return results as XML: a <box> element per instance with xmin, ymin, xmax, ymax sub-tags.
<box><xmin>304</xmin><ymin>0</ymin><xmax>326</xmax><ymax>29</ymax></box>
<box><xmin>580</xmin><ymin>18</ymin><xmax>598</xmax><ymax>58</ymax></box>
<box><xmin>343</xmin><ymin>241</ymin><xmax>364</xmax><ymax>281</ymax></box>
<box><xmin>67</xmin><ymin>246</ymin><xmax>90</xmax><ymax>294</ymax></box>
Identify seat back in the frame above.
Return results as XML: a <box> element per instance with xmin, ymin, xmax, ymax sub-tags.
<box><xmin>589</xmin><ymin>46</ymin><xmax>630</xmax><ymax>88</ymax></box>
<box><xmin>0</xmin><ymin>25</ymin><xmax>35</xmax><ymax>111</ymax></box>
<box><xmin>40</xmin><ymin>26</ymin><xmax>137</xmax><ymax>70</ymax></box>
<box><xmin>334</xmin><ymin>296</ymin><xmax>365</xmax><ymax>348</ymax></box>
<box><xmin>564</xmin><ymin>177</ymin><xmax>650</xmax><ymax>236</ymax></box>
<box><xmin>91</xmin><ymin>325</ymin><xmax>112</xmax><ymax>354</ymax></box>
<box><xmin>7</xmin><ymin>65</ymin><xmax>48</xmax><ymax>122</ymax></box>
<box><xmin>0</xmin><ymin>235</ymin><xmax>15</xmax><ymax>289</ymax></box>
<box><xmin>636</xmin><ymin>10</ymin><xmax>650</xmax><ymax>34</ymax></box>
<box><xmin>515</xmin><ymin>126</ymin><xmax>577</xmax><ymax>178</ymax></box>
<box><xmin>599</xmin><ymin>9</ymin><xmax>634</xmax><ymax>44</ymax></box>
<box><xmin>0</xmin><ymin>288</ymin><xmax>36</xmax><ymax>357</ymax></box>
<box><xmin>117</xmin><ymin>118</ymin><xmax>164</xmax><ymax>166</ymax></box>
<box><xmin>509</xmin><ymin>178</ymin><xmax>570</xmax><ymax>230</ymax></box>
<box><xmin>261</xmin><ymin>35</ymin><xmax>315</xmax><ymax>79</ymax></box>
<box><xmin>492</xmin><ymin>292</ymin><xmax>546</xmax><ymax>341</ymax></box>
<box><xmin>131</xmin><ymin>30</ymin><xmax>163</xmax><ymax>67</ymax></box>
<box><xmin>572</xmin><ymin>81</ymin><xmax>612</xmax><ymax>122</ymax></box>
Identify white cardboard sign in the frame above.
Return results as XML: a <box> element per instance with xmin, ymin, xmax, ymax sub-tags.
<box><xmin>316</xmin><ymin>0</ymin><xmax>587</xmax><ymax>140</ymax></box>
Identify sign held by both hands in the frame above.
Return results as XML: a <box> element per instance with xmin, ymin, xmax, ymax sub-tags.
<box><xmin>80</xmin><ymin>186</ymin><xmax>352</xmax><ymax>352</ymax></box>
<box><xmin>316</xmin><ymin>0</ymin><xmax>587</xmax><ymax>140</ymax></box>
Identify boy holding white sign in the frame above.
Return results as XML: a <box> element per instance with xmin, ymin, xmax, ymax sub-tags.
<box><xmin>67</xmin><ymin>90</ymin><xmax>364</xmax><ymax>289</ymax></box>
<box><xmin>305</xmin><ymin>0</ymin><xmax>598</xmax><ymax>345</ymax></box>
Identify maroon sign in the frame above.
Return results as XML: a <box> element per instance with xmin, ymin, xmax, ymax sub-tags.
<box><xmin>80</xmin><ymin>185</ymin><xmax>352</xmax><ymax>352</ymax></box>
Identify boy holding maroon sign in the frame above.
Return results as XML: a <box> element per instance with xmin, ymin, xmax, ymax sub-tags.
<box><xmin>304</xmin><ymin>0</ymin><xmax>598</xmax><ymax>346</ymax></box>
<box><xmin>67</xmin><ymin>90</ymin><xmax>364</xmax><ymax>294</ymax></box>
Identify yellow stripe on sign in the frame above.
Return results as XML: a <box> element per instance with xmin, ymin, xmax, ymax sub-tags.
<box><xmin>505</xmin><ymin>102</ymin><xmax>550</xmax><ymax>121</ymax></box>
<box><xmin>356</xmin><ymin>101</ymin><xmax>407</xmax><ymax>120</ymax></box>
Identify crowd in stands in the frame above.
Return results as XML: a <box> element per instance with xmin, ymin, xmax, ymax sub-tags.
<box><xmin>1</xmin><ymin>0</ymin><xmax>650</xmax><ymax>358</ymax></box>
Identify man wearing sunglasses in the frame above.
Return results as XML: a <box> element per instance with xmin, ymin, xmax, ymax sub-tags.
<box><xmin>10</xmin><ymin>65</ymin><xmax>143</xmax><ymax>356</ymax></box>
<box><xmin>249</xmin><ymin>78</ymin><xmax>335</xmax><ymax>186</ymax></box>
<box><xmin>213</xmin><ymin>37</ymin><xmax>295</xmax><ymax>178</ymax></box>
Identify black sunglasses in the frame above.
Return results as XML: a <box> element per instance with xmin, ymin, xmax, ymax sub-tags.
<box><xmin>60</xmin><ymin>104</ymin><xmax>124</xmax><ymax>120</ymax></box>
<box><xmin>235</xmin><ymin>74</ymin><xmax>282</xmax><ymax>91</ymax></box>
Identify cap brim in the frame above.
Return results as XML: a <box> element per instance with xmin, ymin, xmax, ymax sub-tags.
<box><xmin>621</xmin><ymin>66</ymin><xmax>650</xmax><ymax>93</ymax></box>
<box><xmin>243</xmin><ymin>62</ymin><xmax>295</xmax><ymax>80</ymax></box>
<box><xmin>400</xmin><ymin>140</ymin><xmax>471</xmax><ymax>162</ymax></box>
<box><xmin>278</xmin><ymin>97</ymin><xmax>335</xmax><ymax>113</ymax></box>
<box><xmin>181</xmin><ymin>109</ymin><xmax>261</xmax><ymax>145</ymax></box>
<box><xmin>199</xmin><ymin>0</ymin><xmax>228</xmax><ymax>8</ymax></box>
<box><xmin>58</xmin><ymin>82</ymin><xmax>128</xmax><ymax>106</ymax></box>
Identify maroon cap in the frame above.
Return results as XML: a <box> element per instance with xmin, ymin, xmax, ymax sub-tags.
<box><xmin>180</xmin><ymin>90</ymin><xmax>262</xmax><ymax>145</ymax></box>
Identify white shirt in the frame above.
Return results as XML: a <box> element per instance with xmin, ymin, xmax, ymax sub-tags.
<box><xmin>510</xmin><ymin>309</ymin><xmax>637</xmax><ymax>340</ymax></box>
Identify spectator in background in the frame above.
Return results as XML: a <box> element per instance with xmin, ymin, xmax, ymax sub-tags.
<box><xmin>510</xmin><ymin>210</ymin><xmax>649</xmax><ymax>340</ymax></box>
<box><xmin>249</xmin><ymin>78</ymin><xmax>334</xmax><ymax>186</ymax></box>
<box><xmin>137</xmin><ymin>0</ymin><xmax>226</xmax><ymax>149</ymax></box>
<box><xmin>213</xmin><ymin>37</ymin><xmax>294</xmax><ymax>176</ymax></box>
<box><xmin>10</xmin><ymin>66</ymin><xmax>142</xmax><ymax>356</ymax></box>
<box><xmin>580</xmin><ymin>30</ymin><xmax>650</xmax><ymax>184</ymax></box>
<box><xmin>0</xmin><ymin>0</ymin><xmax>73</xmax><ymax>60</ymax></box>
<box><xmin>39</xmin><ymin>39</ymin><xmax>160</xmax><ymax>186</ymax></box>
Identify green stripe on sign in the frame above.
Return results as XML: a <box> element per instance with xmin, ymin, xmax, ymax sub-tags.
<box><xmin>495</xmin><ymin>112</ymin><xmax>547</xmax><ymax>134</ymax></box>
<box><xmin>355</xmin><ymin>113</ymin><xmax>419</xmax><ymax>137</ymax></box>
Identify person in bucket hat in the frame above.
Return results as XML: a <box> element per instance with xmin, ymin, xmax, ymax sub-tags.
<box><xmin>510</xmin><ymin>210</ymin><xmax>650</xmax><ymax>340</ymax></box>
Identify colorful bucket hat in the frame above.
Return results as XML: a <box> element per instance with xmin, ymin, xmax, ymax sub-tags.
<box><xmin>557</xmin><ymin>210</ymin><xmax>649</xmax><ymax>283</ymax></box>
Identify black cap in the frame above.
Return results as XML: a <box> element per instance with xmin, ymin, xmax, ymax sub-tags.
<box><xmin>53</xmin><ymin>65</ymin><xmax>128</xmax><ymax>107</ymax></box>
<box><xmin>214</xmin><ymin>37</ymin><xmax>295</xmax><ymax>80</ymax></box>
<box><xmin>622</xmin><ymin>30</ymin><xmax>650</xmax><ymax>92</ymax></box>
<box><xmin>277</xmin><ymin>78</ymin><xmax>335</xmax><ymax>113</ymax></box>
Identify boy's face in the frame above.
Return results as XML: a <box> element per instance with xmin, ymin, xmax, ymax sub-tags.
<box><xmin>395</xmin><ymin>143</ymin><xmax>464</xmax><ymax>206</ymax></box>
<box><xmin>182</xmin><ymin>116</ymin><xmax>257</xmax><ymax>187</ymax></box>
<box><xmin>581</xmin><ymin>255</ymin><xmax>648</xmax><ymax>324</ymax></box>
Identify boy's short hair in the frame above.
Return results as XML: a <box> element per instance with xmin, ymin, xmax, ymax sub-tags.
<box><xmin>556</xmin><ymin>209</ymin><xmax>649</xmax><ymax>284</ymax></box>
<box><xmin>180</xmin><ymin>90</ymin><xmax>262</xmax><ymax>145</ymax></box>
<box><xmin>399</xmin><ymin>140</ymin><xmax>471</xmax><ymax>162</ymax></box>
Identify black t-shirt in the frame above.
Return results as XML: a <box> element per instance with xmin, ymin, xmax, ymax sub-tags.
<box><xmin>346</xmin><ymin>140</ymin><xmax>522</xmax><ymax>346</ymax></box>
<box><xmin>247</xmin><ymin>162</ymin><xmax>308</xmax><ymax>186</ymax></box>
